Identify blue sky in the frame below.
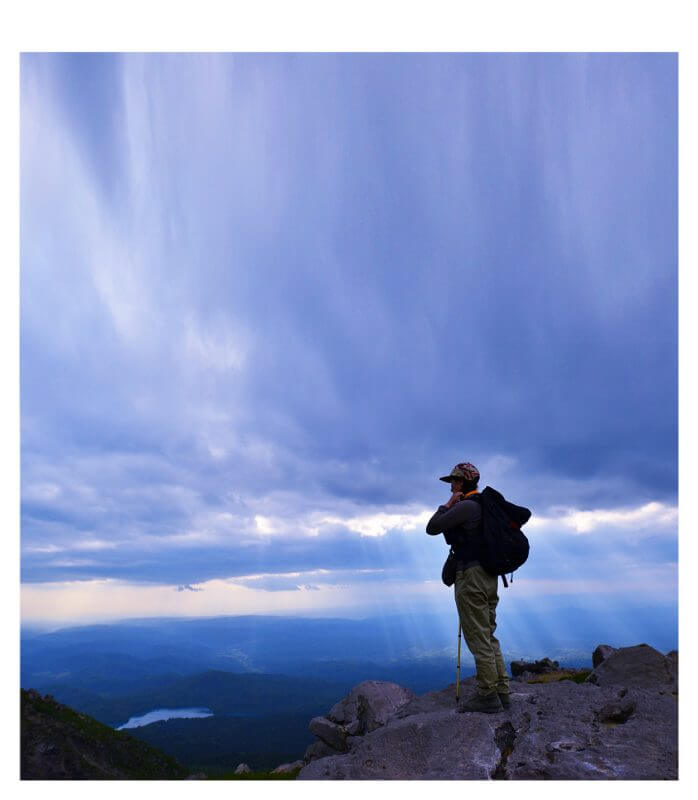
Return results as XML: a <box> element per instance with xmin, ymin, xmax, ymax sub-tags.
<box><xmin>20</xmin><ymin>53</ymin><xmax>677</xmax><ymax>628</ymax></box>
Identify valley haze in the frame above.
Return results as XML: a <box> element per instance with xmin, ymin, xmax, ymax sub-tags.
<box><xmin>21</xmin><ymin>612</ymin><xmax>677</xmax><ymax>687</ymax></box>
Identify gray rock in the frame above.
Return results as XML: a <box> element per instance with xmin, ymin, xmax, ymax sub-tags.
<box><xmin>505</xmin><ymin>682</ymin><xmax>677</xmax><ymax>780</ymax></box>
<box><xmin>271</xmin><ymin>760</ymin><xmax>304</xmax><ymax>774</ymax></box>
<box><xmin>298</xmin><ymin>674</ymin><xmax>677</xmax><ymax>780</ymax></box>
<box><xmin>308</xmin><ymin>716</ymin><xmax>348</xmax><ymax>752</ymax></box>
<box><xmin>300</xmin><ymin>709</ymin><xmax>501</xmax><ymax>779</ymax></box>
<box><xmin>586</xmin><ymin>644</ymin><xmax>676</xmax><ymax>689</ymax></box>
<box><xmin>234</xmin><ymin>763</ymin><xmax>251</xmax><ymax>775</ymax></box>
<box><xmin>592</xmin><ymin>644</ymin><xmax>617</xmax><ymax>668</ymax></box>
<box><xmin>304</xmin><ymin>739</ymin><xmax>338</xmax><ymax>762</ymax></box>
<box><xmin>510</xmin><ymin>657</ymin><xmax>559</xmax><ymax>677</ymax></box>
<box><xmin>327</xmin><ymin>680</ymin><xmax>415</xmax><ymax>734</ymax></box>
<box><xmin>394</xmin><ymin>683</ymin><xmax>467</xmax><ymax>718</ymax></box>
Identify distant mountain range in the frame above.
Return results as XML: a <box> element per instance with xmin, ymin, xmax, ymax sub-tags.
<box><xmin>23</xmin><ymin>608</ymin><xmax>677</xmax><ymax>686</ymax></box>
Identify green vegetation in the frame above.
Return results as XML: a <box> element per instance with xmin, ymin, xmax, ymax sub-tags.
<box><xmin>567</xmin><ymin>669</ymin><xmax>593</xmax><ymax>684</ymax></box>
<box><xmin>21</xmin><ymin>689</ymin><xmax>190</xmax><ymax>779</ymax></box>
<box><xmin>22</xmin><ymin>688</ymin><xmax>306</xmax><ymax>780</ymax></box>
<box><xmin>526</xmin><ymin>669</ymin><xmax>592</xmax><ymax>685</ymax></box>
<box><xmin>30</xmin><ymin>670</ymin><xmax>335</xmax><ymax>772</ymax></box>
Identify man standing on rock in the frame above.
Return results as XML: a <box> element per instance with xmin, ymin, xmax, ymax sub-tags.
<box><xmin>426</xmin><ymin>462</ymin><xmax>510</xmax><ymax>713</ymax></box>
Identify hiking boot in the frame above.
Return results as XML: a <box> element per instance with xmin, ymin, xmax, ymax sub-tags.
<box><xmin>498</xmin><ymin>692</ymin><xmax>511</xmax><ymax>709</ymax></box>
<box><xmin>457</xmin><ymin>692</ymin><xmax>503</xmax><ymax>714</ymax></box>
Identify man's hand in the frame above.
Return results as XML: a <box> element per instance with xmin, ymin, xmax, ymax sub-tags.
<box><xmin>445</xmin><ymin>491</ymin><xmax>464</xmax><ymax>509</ymax></box>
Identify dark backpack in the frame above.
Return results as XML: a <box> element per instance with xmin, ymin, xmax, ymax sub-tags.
<box><xmin>471</xmin><ymin>486</ymin><xmax>531</xmax><ymax>586</ymax></box>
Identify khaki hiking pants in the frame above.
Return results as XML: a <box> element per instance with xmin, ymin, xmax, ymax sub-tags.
<box><xmin>455</xmin><ymin>564</ymin><xmax>510</xmax><ymax>697</ymax></box>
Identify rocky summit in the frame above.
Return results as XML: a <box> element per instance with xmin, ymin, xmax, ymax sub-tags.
<box><xmin>298</xmin><ymin>644</ymin><xmax>678</xmax><ymax>780</ymax></box>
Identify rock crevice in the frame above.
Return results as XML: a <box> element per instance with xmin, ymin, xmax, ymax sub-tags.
<box><xmin>492</xmin><ymin>721</ymin><xmax>516</xmax><ymax>779</ymax></box>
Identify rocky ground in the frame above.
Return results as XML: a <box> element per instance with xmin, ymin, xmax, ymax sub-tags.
<box><xmin>297</xmin><ymin>644</ymin><xmax>678</xmax><ymax>780</ymax></box>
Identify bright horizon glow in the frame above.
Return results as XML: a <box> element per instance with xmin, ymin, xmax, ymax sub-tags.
<box><xmin>21</xmin><ymin>494</ymin><xmax>677</xmax><ymax>627</ymax></box>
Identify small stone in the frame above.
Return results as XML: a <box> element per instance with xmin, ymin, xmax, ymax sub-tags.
<box><xmin>234</xmin><ymin>763</ymin><xmax>251</xmax><ymax>775</ymax></box>
<box><xmin>548</xmin><ymin>740</ymin><xmax>585</xmax><ymax>752</ymax></box>
<box><xmin>271</xmin><ymin>760</ymin><xmax>304</xmax><ymax>774</ymax></box>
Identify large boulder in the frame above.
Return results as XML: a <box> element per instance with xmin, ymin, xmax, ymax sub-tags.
<box><xmin>327</xmin><ymin>680</ymin><xmax>416</xmax><ymax>735</ymax></box>
<box><xmin>592</xmin><ymin>644</ymin><xmax>617</xmax><ymax>668</ymax></box>
<box><xmin>308</xmin><ymin>716</ymin><xmax>349</xmax><ymax>752</ymax></box>
<box><xmin>234</xmin><ymin>763</ymin><xmax>251</xmax><ymax>775</ymax></box>
<box><xmin>585</xmin><ymin>644</ymin><xmax>676</xmax><ymax>690</ymax></box>
<box><xmin>301</xmin><ymin>707</ymin><xmax>501</xmax><ymax>779</ymax></box>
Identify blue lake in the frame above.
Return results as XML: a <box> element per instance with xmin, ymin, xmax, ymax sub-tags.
<box><xmin>117</xmin><ymin>707</ymin><xmax>213</xmax><ymax>729</ymax></box>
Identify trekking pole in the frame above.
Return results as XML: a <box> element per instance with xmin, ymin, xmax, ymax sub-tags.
<box><xmin>456</xmin><ymin>620</ymin><xmax>462</xmax><ymax>702</ymax></box>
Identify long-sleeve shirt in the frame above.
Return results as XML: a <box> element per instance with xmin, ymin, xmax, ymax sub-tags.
<box><xmin>426</xmin><ymin>496</ymin><xmax>482</xmax><ymax>566</ymax></box>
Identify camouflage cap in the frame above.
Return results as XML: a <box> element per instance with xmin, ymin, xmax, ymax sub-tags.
<box><xmin>439</xmin><ymin>462</ymin><xmax>480</xmax><ymax>483</ymax></box>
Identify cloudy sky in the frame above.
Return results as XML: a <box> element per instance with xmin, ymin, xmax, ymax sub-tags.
<box><xmin>20</xmin><ymin>53</ymin><xmax>677</xmax><ymax>629</ymax></box>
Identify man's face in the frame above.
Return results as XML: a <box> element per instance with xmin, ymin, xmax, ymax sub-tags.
<box><xmin>450</xmin><ymin>478</ymin><xmax>464</xmax><ymax>493</ymax></box>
